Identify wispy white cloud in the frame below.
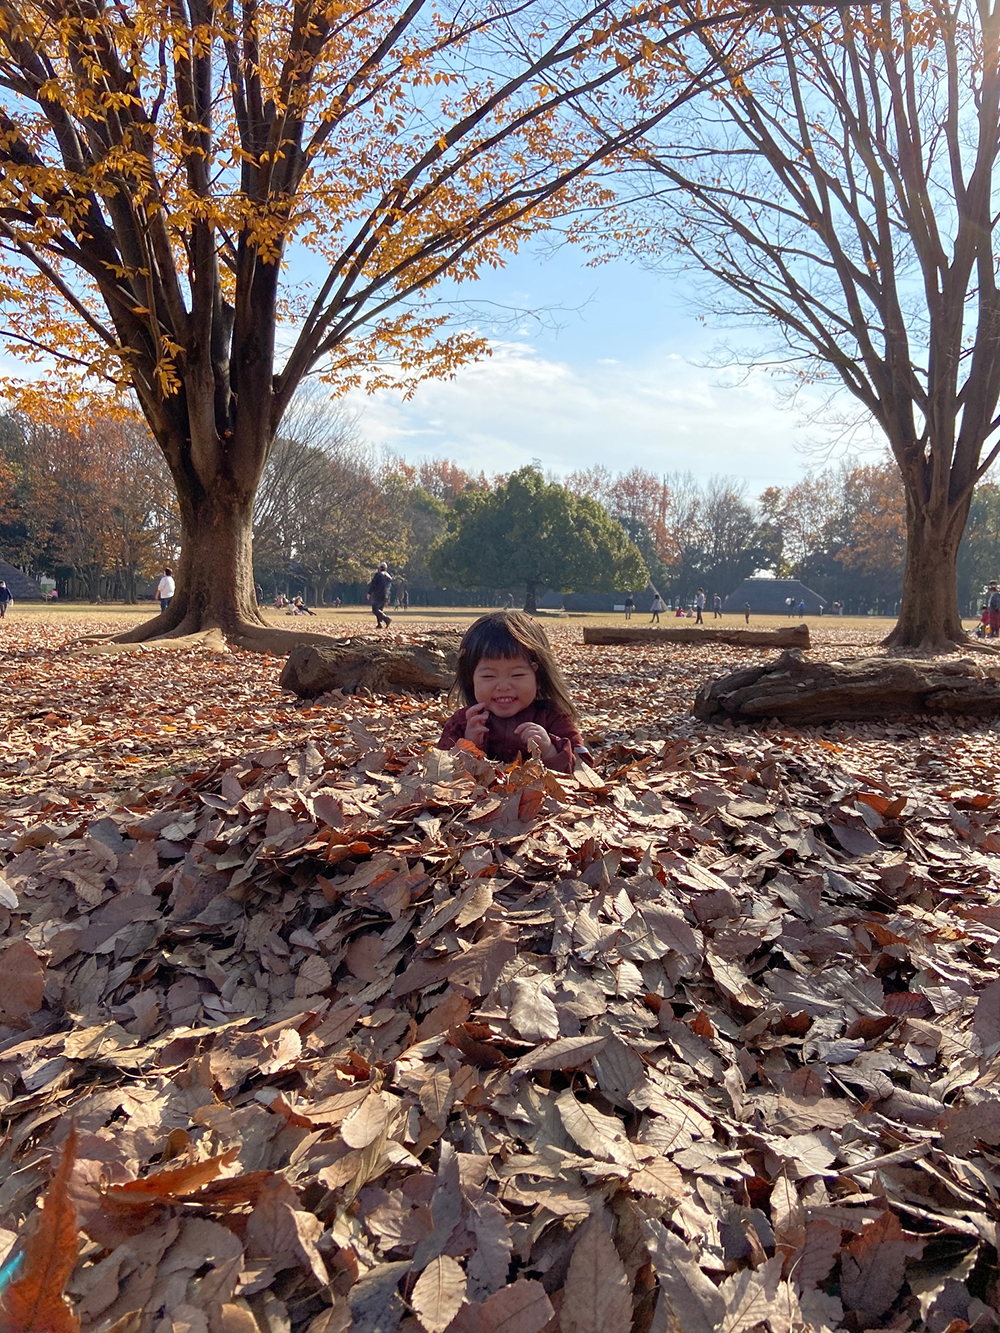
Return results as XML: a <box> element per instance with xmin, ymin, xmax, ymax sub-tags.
<box><xmin>347</xmin><ymin>339</ymin><xmax>829</xmax><ymax>489</ymax></box>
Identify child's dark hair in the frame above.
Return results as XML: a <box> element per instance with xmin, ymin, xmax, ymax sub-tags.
<box><xmin>453</xmin><ymin>611</ymin><xmax>577</xmax><ymax>720</ymax></box>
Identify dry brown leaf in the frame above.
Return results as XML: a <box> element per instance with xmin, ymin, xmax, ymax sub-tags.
<box><xmin>411</xmin><ymin>1255</ymin><xmax>467</xmax><ymax>1333</ymax></box>
<box><xmin>840</xmin><ymin>1211</ymin><xmax>923</xmax><ymax>1323</ymax></box>
<box><xmin>0</xmin><ymin>940</ymin><xmax>46</xmax><ymax>1021</ymax></box>
<box><xmin>559</xmin><ymin>1213</ymin><xmax>631</xmax><ymax>1333</ymax></box>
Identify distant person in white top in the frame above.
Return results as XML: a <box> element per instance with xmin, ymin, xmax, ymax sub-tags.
<box><xmin>695</xmin><ymin>588</ymin><xmax>706</xmax><ymax>624</ymax></box>
<box><xmin>650</xmin><ymin>593</ymin><xmax>664</xmax><ymax>623</ymax></box>
<box><xmin>155</xmin><ymin>567</ymin><xmax>175</xmax><ymax>611</ymax></box>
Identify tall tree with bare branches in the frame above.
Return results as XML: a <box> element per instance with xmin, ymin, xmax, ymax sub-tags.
<box><xmin>622</xmin><ymin>1</ymin><xmax>1000</xmax><ymax>650</ymax></box>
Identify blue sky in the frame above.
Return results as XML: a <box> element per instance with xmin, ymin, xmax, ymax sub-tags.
<box><xmin>345</xmin><ymin>242</ymin><xmax>845</xmax><ymax>495</ymax></box>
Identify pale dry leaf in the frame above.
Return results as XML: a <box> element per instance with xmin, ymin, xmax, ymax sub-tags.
<box><xmin>718</xmin><ymin>1255</ymin><xmax>782</xmax><ymax>1333</ymax></box>
<box><xmin>642</xmin><ymin>1218</ymin><xmax>724</xmax><ymax>1333</ymax></box>
<box><xmin>556</xmin><ymin>1090</ymin><xmax>635</xmax><ymax>1164</ymax></box>
<box><xmin>512</xmin><ymin>1035</ymin><xmax>606</xmax><ymax>1077</ymax></box>
<box><xmin>478</xmin><ymin>1279</ymin><xmax>553</xmax><ymax>1333</ymax></box>
<box><xmin>295</xmin><ymin>954</ymin><xmax>332</xmax><ymax>997</ymax></box>
<box><xmin>508</xmin><ymin>977</ymin><xmax>559</xmax><ymax>1042</ymax></box>
<box><xmin>411</xmin><ymin>1255</ymin><xmax>467</xmax><ymax>1333</ymax></box>
<box><xmin>259</xmin><ymin>1027</ymin><xmax>302</xmax><ymax>1076</ymax></box>
<box><xmin>559</xmin><ymin>1213</ymin><xmax>631</xmax><ymax>1333</ymax></box>
<box><xmin>347</xmin><ymin>1262</ymin><xmax>410</xmax><ymax>1333</ymax></box>
<box><xmin>972</xmin><ymin>978</ymin><xmax>1000</xmax><ymax>1056</ymax></box>
<box><xmin>341</xmin><ymin>1092</ymin><xmax>392</xmax><ymax>1150</ymax></box>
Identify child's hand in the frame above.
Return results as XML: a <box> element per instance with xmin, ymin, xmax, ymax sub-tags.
<box><xmin>515</xmin><ymin>722</ymin><xmax>557</xmax><ymax>761</ymax></box>
<box><xmin>464</xmin><ymin>703</ymin><xmax>490</xmax><ymax>748</ymax></box>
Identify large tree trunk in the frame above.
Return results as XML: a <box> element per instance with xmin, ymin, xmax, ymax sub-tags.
<box><xmin>116</xmin><ymin>487</ymin><xmax>262</xmax><ymax>641</ymax></box>
<box><xmin>113</xmin><ymin>476</ymin><xmax>339</xmax><ymax>651</ymax></box>
<box><xmin>523</xmin><ymin>583</ymin><xmax>538</xmax><ymax>614</ymax></box>
<box><xmin>884</xmin><ymin>492</ymin><xmax>970</xmax><ymax>652</ymax></box>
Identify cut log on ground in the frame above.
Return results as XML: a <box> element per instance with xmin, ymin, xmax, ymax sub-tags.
<box><xmin>280</xmin><ymin>633</ymin><xmax>461</xmax><ymax>697</ymax></box>
<box><xmin>584</xmin><ymin>623</ymin><xmax>810</xmax><ymax>649</ymax></box>
<box><xmin>695</xmin><ymin>648</ymin><xmax>1000</xmax><ymax>723</ymax></box>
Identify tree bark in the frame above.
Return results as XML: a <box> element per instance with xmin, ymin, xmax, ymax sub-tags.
<box><xmin>280</xmin><ymin>632</ymin><xmax>460</xmax><ymax>697</ymax></box>
<box><xmin>695</xmin><ymin>648</ymin><xmax>1000</xmax><ymax>724</ymax></box>
<box><xmin>117</xmin><ymin>481</ymin><xmax>265</xmax><ymax>642</ymax></box>
<box><xmin>883</xmin><ymin>491</ymin><xmax>970</xmax><ymax>652</ymax></box>
<box><xmin>583</xmin><ymin>624</ymin><xmax>810</xmax><ymax>648</ymax></box>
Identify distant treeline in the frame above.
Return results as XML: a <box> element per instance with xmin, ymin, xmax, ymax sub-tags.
<box><xmin>2</xmin><ymin>402</ymin><xmax>1000</xmax><ymax>612</ymax></box>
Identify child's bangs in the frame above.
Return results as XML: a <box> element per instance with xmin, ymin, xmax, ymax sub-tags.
<box><xmin>465</xmin><ymin>617</ymin><xmax>532</xmax><ymax>662</ymax></box>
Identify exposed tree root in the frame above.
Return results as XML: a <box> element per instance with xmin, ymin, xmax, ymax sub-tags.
<box><xmin>957</xmin><ymin>638</ymin><xmax>1000</xmax><ymax>656</ymax></box>
<box><xmin>72</xmin><ymin>628</ymin><xmax>231</xmax><ymax>655</ymax></box>
<box><xmin>882</xmin><ymin>630</ymin><xmax>1000</xmax><ymax>658</ymax></box>
<box><xmin>83</xmin><ymin>614</ymin><xmax>355</xmax><ymax>657</ymax></box>
<box><xmin>110</xmin><ymin>608</ymin><xmax>193</xmax><ymax>644</ymax></box>
<box><xmin>224</xmin><ymin>623</ymin><xmax>355</xmax><ymax>655</ymax></box>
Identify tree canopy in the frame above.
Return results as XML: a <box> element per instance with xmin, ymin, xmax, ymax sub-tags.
<box><xmin>618</xmin><ymin>0</ymin><xmax>1000</xmax><ymax>649</ymax></box>
<box><xmin>429</xmin><ymin>466</ymin><xmax>647</xmax><ymax>611</ymax></box>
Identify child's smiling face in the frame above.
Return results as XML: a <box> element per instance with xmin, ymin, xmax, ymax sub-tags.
<box><xmin>472</xmin><ymin>654</ymin><xmax>538</xmax><ymax>717</ymax></box>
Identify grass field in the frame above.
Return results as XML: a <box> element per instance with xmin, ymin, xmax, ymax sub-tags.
<box><xmin>5</xmin><ymin>600</ymin><xmax>977</xmax><ymax>637</ymax></box>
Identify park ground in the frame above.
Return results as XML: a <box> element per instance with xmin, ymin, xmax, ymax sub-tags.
<box><xmin>0</xmin><ymin>609</ymin><xmax>999</xmax><ymax>1330</ymax></box>
<box><xmin>0</xmin><ymin>605</ymin><xmax>975</xmax><ymax>801</ymax></box>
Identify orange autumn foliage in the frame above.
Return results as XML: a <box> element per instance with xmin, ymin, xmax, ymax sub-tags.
<box><xmin>0</xmin><ymin>1129</ymin><xmax>80</xmax><ymax>1333</ymax></box>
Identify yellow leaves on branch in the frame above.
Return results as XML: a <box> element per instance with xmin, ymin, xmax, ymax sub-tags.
<box><xmin>0</xmin><ymin>0</ymin><xmax>758</xmax><ymax>408</ymax></box>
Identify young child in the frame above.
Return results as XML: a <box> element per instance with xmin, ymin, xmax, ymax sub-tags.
<box><xmin>438</xmin><ymin>611</ymin><xmax>584</xmax><ymax>774</ymax></box>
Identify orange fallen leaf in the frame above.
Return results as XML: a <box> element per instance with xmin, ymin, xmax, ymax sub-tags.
<box><xmin>103</xmin><ymin>1148</ymin><xmax>239</xmax><ymax>1204</ymax></box>
<box><xmin>0</xmin><ymin>1127</ymin><xmax>80</xmax><ymax>1333</ymax></box>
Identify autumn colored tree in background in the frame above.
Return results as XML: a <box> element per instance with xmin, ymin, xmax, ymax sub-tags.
<box><xmin>0</xmin><ymin>0</ymin><xmax>759</xmax><ymax>648</ymax></box>
<box><xmin>568</xmin><ymin>465</ymin><xmax>777</xmax><ymax>598</ymax></box>
<box><xmin>764</xmin><ymin>458</ymin><xmax>908</xmax><ymax>612</ymax></box>
<box><xmin>0</xmin><ymin>411</ymin><xmax>175</xmax><ymax>599</ymax></box>
<box><xmin>623</xmin><ymin>1</ymin><xmax>1000</xmax><ymax>649</ymax></box>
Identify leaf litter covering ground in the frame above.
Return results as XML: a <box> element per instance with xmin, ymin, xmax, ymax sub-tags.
<box><xmin>2</xmin><ymin>618</ymin><xmax>1000</xmax><ymax>1332</ymax></box>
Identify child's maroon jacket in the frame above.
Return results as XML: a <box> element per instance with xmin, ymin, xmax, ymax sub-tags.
<box><xmin>438</xmin><ymin>704</ymin><xmax>583</xmax><ymax>774</ymax></box>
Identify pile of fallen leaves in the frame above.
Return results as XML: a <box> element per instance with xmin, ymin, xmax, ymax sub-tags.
<box><xmin>2</xmin><ymin>617</ymin><xmax>1000</xmax><ymax>1333</ymax></box>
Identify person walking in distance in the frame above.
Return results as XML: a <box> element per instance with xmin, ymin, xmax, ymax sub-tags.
<box><xmin>712</xmin><ymin>593</ymin><xmax>722</xmax><ymax>618</ymax></box>
<box><xmin>989</xmin><ymin>581</ymin><xmax>1000</xmax><ymax>637</ymax></box>
<box><xmin>744</xmin><ymin>601</ymin><xmax>751</xmax><ymax>624</ymax></box>
<box><xmin>650</xmin><ymin>592</ymin><xmax>664</xmax><ymax>623</ymax></box>
<box><xmin>695</xmin><ymin>588</ymin><xmax>706</xmax><ymax>624</ymax></box>
<box><xmin>367</xmin><ymin>562</ymin><xmax>393</xmax><ymax>629</ymax></box>
<box><xmin>624</xmin><ymin>594</ymin><xmax>635</xmax><ymax>621</ymax></box>
<box><xmin>0</xmin><ymin>581</ymin><xmax>12</xmax><ymax>620</ymax></box>
<box><xmin>155</xmin><ymin>567</ymin><xmax>175</xmax><ymax>611</ymax></box>
<box><xmin>401</xmin><ymin>588</ymin><xmax>409</xmax><ymax>611</ymax></box>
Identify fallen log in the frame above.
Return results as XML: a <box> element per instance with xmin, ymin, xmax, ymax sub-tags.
<box><xmin>694</xmin><ymin>648</ymin><xmax>1000</xmax><ymax>724</ymax></box>
<box><xmin>280</xmin><ymin>632</ymin><xmax>460</xmax><ymax>698</ymax></box>
<box><xmin>584</xmin><ymin>623</ymin><xmax>810</xmax><ymax>649</ymax></box>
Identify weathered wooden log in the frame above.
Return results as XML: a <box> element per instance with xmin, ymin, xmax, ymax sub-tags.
<box><xmin>584</xmin><ymin>623</ymin><xmax>810</xmax><ymax>649</ymax></box>
<box><xmin>280</xmin><ymin>632</ymin><xmax>460</xmax><ymax>697</ymax></box>
<box><xmin>694</xmin><ymin>648</ymin><xmax>1000</xmax><ymax>723</ymax></box>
